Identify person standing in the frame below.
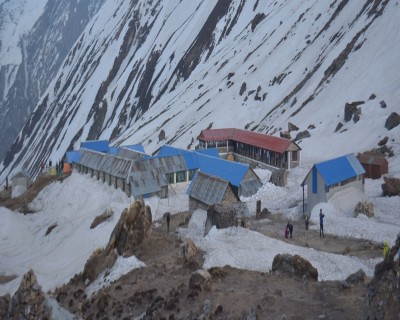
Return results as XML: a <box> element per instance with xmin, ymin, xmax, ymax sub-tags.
<box><xmin>319</xmin><ymin>209</ymin><xmax>325</xmax><ymax>238</ymax></box>
<box><xmin>166</xmin><ymin>212</ymin><xmax>171</xmax><ymax>233</ymax></box>
<box><xmin>287</xmin><ymin>221</ymin><xmax>293</xmax><ymax>239</ymax></box>
<box><xmin>383</xmin><ymin>240</ymin><xmax>389</xmax><ymax>259</ymax></box>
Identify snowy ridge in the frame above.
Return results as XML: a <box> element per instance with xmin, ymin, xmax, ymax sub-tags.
<box><xmin>0</xmin><ymin>0</ymin><xmax>399</xmax><ymax>183</ymax></box>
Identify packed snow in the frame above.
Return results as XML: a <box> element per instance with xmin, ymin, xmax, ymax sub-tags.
<box><xmin>1</xmin><ymin>162</ymin><xmax>399</xmax><ymax>297</ymax></box>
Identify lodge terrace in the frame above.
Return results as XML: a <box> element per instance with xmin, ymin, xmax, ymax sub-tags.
<box><xmin>197</xmin><ymin>128</ymin><xmax>301</xmax><ymax>170</ymax></box>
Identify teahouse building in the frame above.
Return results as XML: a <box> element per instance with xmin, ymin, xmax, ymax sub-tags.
<box><xmin>301</xmin><ymin>154</ymin><xmax>365</xmax><ymax>215</ymax></box>
<box><xmin>197</xmin><ymin>128</ymin><xmax>301</xmax><ymax>170</ymax></box>
<box><xmin>187</xmin><ymin>171</ymin><xmax>240</xmax><ymax>212</ymax></box>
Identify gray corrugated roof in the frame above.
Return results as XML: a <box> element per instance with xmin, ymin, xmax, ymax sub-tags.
<box><xmin>132</xmin><ymin>155</ymin><xmax>187</xmax><ymax>174</ymax></box>
<box><xmin>240</xmin><ymin>179</ymin><xmax>263</xmax><ymax>197</ymax></box>
<box><xmin>129</xmin><ymin>171</ymin><xmax>167</xmax><ymax>197</ymax></box>
<box><xmin>187</xmin><ymin>171</ymin><xmax>230</xmax><ymax>206</ymax></box>
<box><xmin>117</xmin><ymin>147</ymin><xmax>148</xmax><ymax>161</ymax></box>
<box><xmin>78</xmin><ymin>150</ymin><xmax>132</xmax><ymax>179</ymax></box>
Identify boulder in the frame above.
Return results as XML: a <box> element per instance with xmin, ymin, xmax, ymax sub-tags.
<box><xmin>288</xmin><ymin>122</ymin><xmax>299</xmax><ymax>132</ymax></box>
<box><xmin>189</xmin><ymin>270</ymin><xmax>212</xmax><ymax>291</ymax></box>
<box><xmin>381</xmin><ymin>177</ymin><xmax>400</xmax><ymax>196</ymax></box>
<box><xmin>294</xmin><ymin>130</ymin><xmax>311</xmax><ymax>141</ymax></box>
<box><xmin>82</xmin><ymin>248</ymin><xmax>117</xmax><ymax>284</ymax></box>
<box><xmin>344</xmin><ymin>101</ymin><xmax>364</xmax><ymax>122</ymax></box>
<box><xmin>109</xmin><ymin>200</ymin><xmax>152</xmax><ymax>256</ymax></box>
<box><xmin>354</xmin><ymin>201</ymin><xmax>374</xmax><ymax>218</ymax></box>
<box><xmin>385</xmin><ymin>112</ymin><xmax>400</xmax><ymax>130</ymax></box>
<box><xmin>183</xmin><ymin>239</ymin><xmax>202</xmax><ymax>270</ymax></box>
<box><xmin>272</xmin><ymin>254</ymin><xmax>318</xmax><ymax>281</ymax></box>
<box><xmin>377</xmin><ymin>136</ymin><xmax>388</xmax><ymax>146</ymax></box>
<box><xmin>345</xmin><ymin>269</ymin><xmax>366</xmax><ymax>285</ymax></box>
<box><xmin>2</xmin><ymin>270</ymin><xmax>51</xmax><ymax>319</ymax></box>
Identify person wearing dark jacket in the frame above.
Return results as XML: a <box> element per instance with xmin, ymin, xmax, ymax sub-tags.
<box><xmin>319</xmin><ymin>209</ymin><xmax>325</xmax><ymax>238</ymax></box>
<box><xmin>166</xmin><ymin>212</ymin><xmax>171</xmax><ymax>233</ymax></box>
<box><xmin>287</xmin><ymin>221</ymin><xmax>293</xmax><ymax>239</ymax></box>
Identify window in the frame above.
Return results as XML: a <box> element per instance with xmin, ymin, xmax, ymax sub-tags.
<box><xmin>166</xmin><ymin>173</ymin><xmax>174</xmax><ymax>184</ymax></box>
<box><xmin>188</xmin><ymin>169</ymin><xmax>197</xmax><ymax>181</ymax></box>
<box><xmin>292</xmin><ymin>151</ymin><xmax>298</xmax><ymax>162</ymax></box>
<box><xmin>176</xmin><ymin>171</ymin><xmax>186</xmax><ymax>183</ymax></box>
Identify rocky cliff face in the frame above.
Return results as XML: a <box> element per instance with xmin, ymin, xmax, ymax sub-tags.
<box><xmin>0</xmin><ymin>0</ymin><xmax>104</xmax><ymax>163</ymax></box>
<box><xmin>1</xmin><ymin>0</ymin><xmax>399</xmax><ymax>182</ymax></box>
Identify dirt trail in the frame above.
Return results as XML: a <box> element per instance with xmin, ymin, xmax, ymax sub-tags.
<box><xmin>250</xmin><ymin>213</ymin><xmax>383</xmax><ymax>259</ymax></box>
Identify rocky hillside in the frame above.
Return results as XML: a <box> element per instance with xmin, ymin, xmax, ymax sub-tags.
<box><xmin>1</xmin><ymin>0</ymin><xmax>399</xmax><ymax>182</ymax></box>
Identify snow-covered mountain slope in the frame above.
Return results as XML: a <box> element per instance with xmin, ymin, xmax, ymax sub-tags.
<box><xmin>0</xmin><ymin>0</ymin><xmax>104</xmax><ymax>162</ymax></box>
<box><xmin>1</xmin><ymin>0</ymin><xmax>399</xmax><ymax>183</ymax></box>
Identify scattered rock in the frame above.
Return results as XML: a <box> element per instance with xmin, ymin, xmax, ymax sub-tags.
<box><xmin>251</xmin><ymin>13</ymin><xmax>266</xmax><ymax>31</ymax></box>
<box><xmin>345</xmin><ymin>269</ymin><xmax>366</xmax><ymax>285</ymax></box>
<box><xmin>344</xmin><ymin>101</ymin><xmax>364</xmax><ymax>122</ymax></box>
<box><xmin>183</xmin><ymin>239</ymin><xmax>202</xmax><ymax>270</ymax></box>
<box><xmin>385</xmin><ymin>112</ymin><xmax>400</xmax><ymax>130</ymax></box>
<box><xmin>381</xmin><ymin>176</ymin><xmax>400</xmax><ymax>196</ymax></box>
<box><xmin>45</xmin><ymin>223</ymin><xmax>57</xmax><ymax>236</ymax></box>
<box><xmin>369</xmin><ymin>93</ymin><xmax>376</xmax><ymax>100</ymax></box>
<box><xmin>272</xmin><ymin>254</ymin><xmax>318</xmax><ymax>281</ymax></box>
<box><xmin>239</xmin><ymin>82</ymin><xmax>246</xmax><ymax>96</ymax></box>
<box><xmin>158</xmin><ymin>129</ymin><xmax>166</xmax><ymax>142</ymax></box>
<box><xmin>334</xmin><ymin>122</ymin><xmax>343</xmax><ymax>132</ymax></box>
<box><xmin>379</xmin><ymin>100</ymin><xmax>386</xmax><ymax>108</ymax></box>
<box><xmin>377</xmin><ymin>136</ymin><xmax>388</xmax><ymax>146</ymax></box>
<box><xmin>288</xmin><ymin>122</ymin><xmax>299</xmax><ymax>132</ymax></box>
<box><xmin>294</xmin><ymin>130</ymin><xmax>311</xmax><ymax>141</ymax></box>
<box><xmin>90</xmin><ymin>207</ymin><xmax>114</xmax><ymax>229</ymax></box>
<box><xmin>189</xmin><ymin>270</ymin><xmax>212</xmax><ymax>292</ymax></box>
<box><xmin>227</xmin><ymin>72</ymin><xmax>235</xmax><ymax>80</ymax></box>
<box><xmin>354</xmin><ymin>201</ymin><xmax>374</xmax><ymax>218</ymax></box>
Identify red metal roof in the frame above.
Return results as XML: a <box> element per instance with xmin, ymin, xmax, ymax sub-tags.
<box><xmin>198</xmin><ymin>128</ymin><xmax>296</xmax><ymax>153</ymax></box>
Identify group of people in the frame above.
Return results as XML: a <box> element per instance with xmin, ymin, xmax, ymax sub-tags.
<box><xmin>284</xmin><ymin>208</ymin><xmax>325</xmax><ymax>240</ymax></box>
<box><xmin>40</xmin><ymin>159</ymin><xmax>65</xmax><ymax>176</ymax></box>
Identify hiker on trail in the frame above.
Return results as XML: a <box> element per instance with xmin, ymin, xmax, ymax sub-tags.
<box><xmin>166</xmin><ymin>212</ymin><xmax>171</xmax><ymax>233</ymax></box>
<box><xmin>319</xmin><ymin>209</ymin><xmax>325</xmax><ymax>238</ymax></box>
<box><xmin>41</xmin><ymin>161</ymin><xmax>45</xmax><ymax>174</ymax></box>
<box><xmin>287</xmin><ymin>221</ymin><xmax>293</xmax><ymax>239</ymax></box>
<box><xmin>56</xmin><ymin>162</ymin><xmax>59</xmax><ymax>175</ymax></box>
<box><xmin>305</xmin><ymin>216</ymin><xmax>309</xmax><ymax>230</ymax></box>
<box><xmin>284</xmin><ymin>225</ymin><xmax>289</xmax><ymax>239</ymax></box>
<box><xmin>383</xmin><ymin>240</ymin><xmax>389</xmax><ymax>259</ymax></box>
<box><xmin>49</xmin><ymin>160</ymin><xmax>52</xmax><ymax>167</ymax></box>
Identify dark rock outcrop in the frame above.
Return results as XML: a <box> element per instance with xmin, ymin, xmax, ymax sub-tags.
<box><xmin>294</xmin><ymin>130</ymin><xmax>311</xmax><ymax>141</ymax></box>
<box><xmin>385</xmin><ymin>112</ymin><xmax>400</xmax><ymax>130</ymax></box>
<box><xmin>83</xmin><ymin>200</ymin><xmax>152</xmax><ymax>284</ymax></box>
<box><xmin>344</xmin><ymin>101</ymin><xmax>364</xmax><ymax>122</ymax></box>
<box><xmin>362</xmin><ymin>233</ymin><xmax>400</xmax><ymax>319</ymax></box>
<box><xmin>272</xmin><ymin>254</ymin><xmax>318</xmax><ymax>281</ymax></box>
<box><xmin>288</xmin><ymin>122</ymin><xmax>299</xmax><ymax>132</ymax></box>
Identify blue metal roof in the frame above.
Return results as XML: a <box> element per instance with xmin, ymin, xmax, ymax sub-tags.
<box><xmin>108</xmin><ymin>147</ymin><xmax>120</xmax><ymax>155</ymax></box>
<box><xmin>196</xmin><ymin>153</ymin><xmax>249</xmax><ymax>187</ymax></box>
<box><xmin>122</xmin><ymin>144</ymin><xmax>146</xmax><ymax>153</ymax></box>
<box><xmin>315</xmin><ymin>154</ymin><xmax>365</xmax><ymax>187</ymax></box>
<box><xmin>66</xmin><ymin>151</ymin><xmax>82</xmax><ymax>164</ymax></box>
<box><xmin>80</xmin><ymin>140</ymin><xmax>109</xmax><ymax>153</ymax></box>
<box><xmin>194</xmin><ymin>148</ymin><xmax>220</xmax><ymax>158</ymax></box>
